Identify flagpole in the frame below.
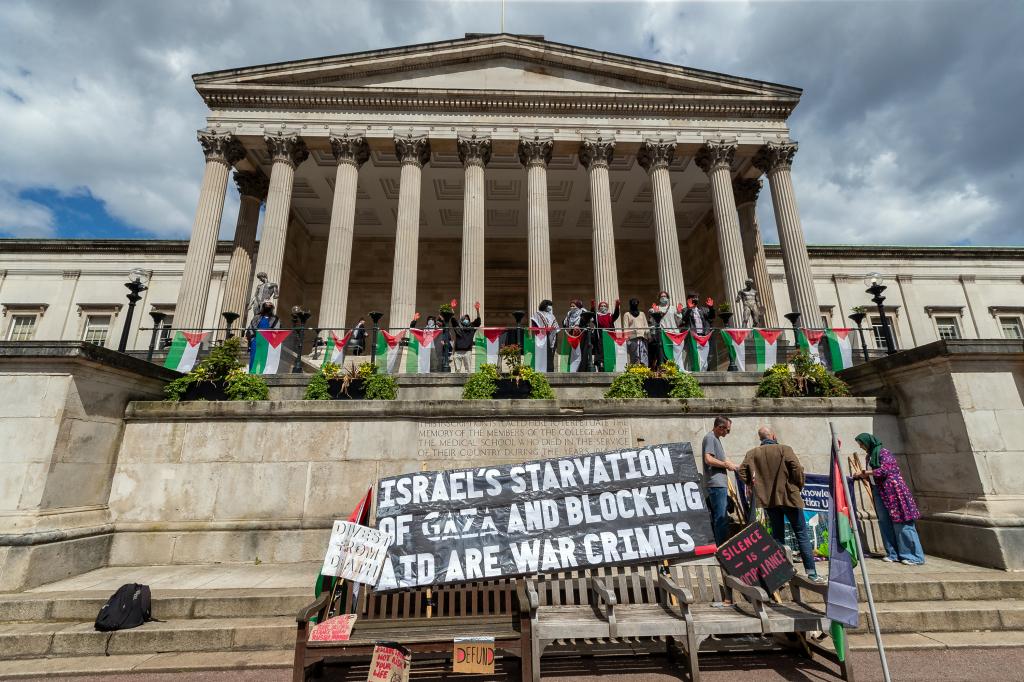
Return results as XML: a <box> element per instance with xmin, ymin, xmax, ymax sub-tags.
<box><xmin>830</xmin><ymin>421</ymin><xmax>891</xmax><ymax>682</ymax></box>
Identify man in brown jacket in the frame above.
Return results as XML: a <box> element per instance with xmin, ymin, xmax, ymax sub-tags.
<box><xmin>738</xmin><ymin>426</ymin><xmax>823</xmax><ymax>582</ymax></box>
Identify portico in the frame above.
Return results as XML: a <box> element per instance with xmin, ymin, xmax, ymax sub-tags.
<box><xmin>174</xmin><ymin>34</ymin><xmax>821</xmax><ymax>338</ymax></box>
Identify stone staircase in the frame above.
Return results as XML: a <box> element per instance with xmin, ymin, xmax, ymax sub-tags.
<box><xmin>1</xmin><ymin>561</ymin><xmax>1024</xmax><ymax>677</ymax></box>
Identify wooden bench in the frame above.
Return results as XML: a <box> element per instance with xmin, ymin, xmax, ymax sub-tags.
<box><xmin>292</xmin><ymin>579</ymin><xmax>531</xmax><ymax>682</ymax></box>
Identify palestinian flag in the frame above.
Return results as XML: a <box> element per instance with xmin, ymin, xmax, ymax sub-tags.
<box><xmin>163</xmin><ymin>331</ymin><xmax>207</xmax><ymax>372</ymax></box>
<box><xmin>557</xmin><ymin>330</ymin><xmax>584</xmax><ymax>372</ymax></box>
<box><xmin>798</xmin><ymin>328</ymin><xmax>826</xmax><ymax>364</ymax></box>
<box><xmin>661</xmin><ymin>329</ymin><xmax>688</xmax><ymax>368</ymax></box>
<box><xmin>525</xmin><ymin>327</ymin><xmax>554</xmax><ymax>372</ymax></box>
<box><xmin>825</xmin><ymin>328</ymin><xmax>854</xmax><ymax>371</ymax></box>
<box><xmin>313</xmin><ymin>486</ymin><xmax>373</xmax><ymax>623</ymax></box>
<box><xmin>720</xmin><ymin>329</ymin><xmax>749</xmax><ymax>372</ymax></box>
<box><xmin>322</xmin><ymin>331</ymin><xmax>352</xmax><ymax>368</ymax></box>
<box><xmin>753</xmin><ymin>329</ymin><xmax>783</xmax><ymax>370</ymax></box>
<box><xmin>406</xmin><ymin>328</ymin><xmax>442</xmax><ymax>374</ymax></box>
<box><xmin>375</xmin><ymin>329</ymin><xmax>407</xmax><ymax>374</ymax></box>
<box><xmin>686</xmin><ymin>331</ymin><xmax>713</xmax><ymax>372</ymax></box>
<box><xmin>826</xmin><ymin>428</ymin><xmax>860</xmax><ymax>661</ymax></box>
<box><xmin>602</xmin><ymin>330</ymin><xmax>630</xmax><ymax>373</ymax></box>
<box><xmin>249</xmin><ymin>329</ymin><xmax>291</xmax><ymax>374</ymax></box>
<box><xmin>474</xmin><ymin>328</ymin><xmax>504</xmax><ymax>370</ymax></box>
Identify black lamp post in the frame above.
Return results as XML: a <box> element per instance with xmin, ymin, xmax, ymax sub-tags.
<box><xmin>865</xmin><ymin>273</ymin><xmax>897</xmax><ymax>355</ymax></box>
<box><xmin>222</xmin><ymin>311</ymin><xmax>240</xmax><ymax>339</ymax></box>
<box><xmin>117</xmin><ymin>268</ymin><xmax>148</xmax><ymax>353</ymax></box>
<box><xmin>368</xmin><ymin>311</ymin><xmax>384</xmax><ymax>367</ymax></box>
<box><xmin>512</xmin><ymin>309</ymin><xmax>526</xmax><ymax>350</ymax></box>
<box><xmin>290</xmin><ymin>306</ymin><xmax>312</xmax><ymax>373</ymax></box>
<box><xmin>848</xmin><ymin>311</ymin><xmax>871</xmax><ymax>363</ymax></box>
<box><xmin>783</xmin><ymin>312</ymin><xmax>802</xmax><ymax>356</ymax></box>
<box><xmin>146</xmin><ymin>310</ymin><xmax>166</xmax><ymax>362</ymax></box>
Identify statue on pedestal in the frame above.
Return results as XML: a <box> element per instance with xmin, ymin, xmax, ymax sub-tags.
<box><xmin>736</xmin><ymin>279</ymin><xmax>764</xmax><ymax>328</ymax></box>
<box><xmin>249</xmin><ymin>272</ymin><xmax>279</xmax><ymax>319</ymax></box>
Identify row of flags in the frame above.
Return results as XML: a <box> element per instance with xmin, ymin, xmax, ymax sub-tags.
<box><xmin>161</xmin><ymin>326</ymin><xmax>857</xmax><ymax>375</ymax></box>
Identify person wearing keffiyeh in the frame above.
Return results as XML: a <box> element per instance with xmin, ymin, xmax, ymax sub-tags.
<box><xmin>853</xmin><ymin>433</ymin><xmax>925</xmax><ymax>565</ymax></box>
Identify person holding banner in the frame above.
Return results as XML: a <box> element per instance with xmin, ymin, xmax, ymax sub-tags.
<box><xmin>853</xmin><ymin>432</ymin><xmax>925</xmax><ymax>565</ymax></box>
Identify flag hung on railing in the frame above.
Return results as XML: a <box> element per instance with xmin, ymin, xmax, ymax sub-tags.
<box><xmin>558</xmin><ymin>330</ymin><xmax>584</xmax><ymax>372</ymax></box>
<box><xmin>825</xmin><ymin>328</ymin><xmax>854</xmax><ymax>371</ymax></box>
<box><xmin>686</xmin><ymin>331</ymin><xmax>713</xmax><ymax>371</ymax></box>
<box><xmin>375</xmin><ymin>329</ymin><xmax>406</xmax><ymax>374</ymax></box>
<box><xmin>163</xmin><ymin>331</ymin><xmax>208</xmax><ymax>373</ymax></box>
<box><xmin>322</xmin><ymin>331</ymin><xmax>352</xmax><ymax>368</ymax></box>
<box><xmin>250</xmin><ymin>329</ymin><xmax>292</xmax><ymax>374</ymax></box>
<box><xmin>661</xmin><ymin>329</ymin><xmax>688</xmax><ymax>368</ymax></box>
<box><xmin>799</xmin><ymin>328</ymin><xmax>826</xmax><ymax>364</ymax></box>
<box><xmin>406</xmin><ymin>328</ymin><xmax>442</xmax><ymax>374</ymax></box>
<box><xmin>720</xmin><ymin>329</ymin><xmax>750</xmax><ymax>372</ymax></box>
<box><xmin>753</xmin><ymin>329</ymin><xmax>782</xmax><ymax>370</ymax></box>
<box><xmin>602</xmin><ymin>329</ymin><xmax>630</xmax><ymax>372</ymax></box>
<box><xmin>525</xmin><ymin>327</ymin><xmax>554</xmax><ymax>372</ymax></box>
<box><xmin>473</xmin><ymin>328</ymin><xmax>504</xmax><ymax>371</ymax></box>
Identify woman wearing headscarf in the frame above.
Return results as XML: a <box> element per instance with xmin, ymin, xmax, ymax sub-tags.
<box><xmin>853</xmin><ymin>433</ymin><xmax>925</xmax><ymax>565</ymax></box>
<box><xmin>621</xmin><ymin>298</ymin><xmax>649</xmax><ymax>366</ymax></box>
<box><xmin>531</xmin><ymin>299</ymin><xmax>560</xmax><ymax>370</ymax></box>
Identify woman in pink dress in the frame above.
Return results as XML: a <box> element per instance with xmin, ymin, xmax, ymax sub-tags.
<box><xmin>854</xmin><ymin>433</ymin><xmax>925</xmax><ymax>565</ymax></box>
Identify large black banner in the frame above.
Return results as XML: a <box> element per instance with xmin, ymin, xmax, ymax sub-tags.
<box><xmin>374</xmin><ymin>442</ymin><xmax>716</xmax><ymax>590</ymax></box>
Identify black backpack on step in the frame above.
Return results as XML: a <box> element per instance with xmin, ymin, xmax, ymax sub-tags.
<box><xmin>94</xmin><ymin>583</ymin><xmax>152</xmax><ymax>631</ymax></box>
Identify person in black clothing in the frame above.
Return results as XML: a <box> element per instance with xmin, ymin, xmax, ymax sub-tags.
<box><xmin>681</xmin><ymin>292</ymin><xmax>716</xmax><ymax>335</ymax></box>
<box><xmin>350</xmin><ymin>318</ymin><xmax>366</xmax><ymax>355</ymax></box>
<box><xmin>451</xmin><ymin>302</ymin><xmax>481</xmax><ymax>372</ymax></box>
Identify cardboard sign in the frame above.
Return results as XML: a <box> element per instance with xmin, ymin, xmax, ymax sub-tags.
<box><xmin>368</xmin><ymin>643</ymin><xmax>411</xmax><ymax>682</ymax></box>
<box><xmin>453</xmin><ymin>637</ymin><xmax>495</xmax><ymax>674</ymax></box>
<box><xmin>321</xmin><ymin>521</ymin><xmax>393</xmax><ymax>584</ymax></box>
<box><xmin>308</xmin><ymin>614</ymin><xmax>356</xmax><ymax>642</ymax></box>
<box><xmin>715</xmin><ymin>522</ymin><xmax>795</xmax><ymax>594</ymax></box>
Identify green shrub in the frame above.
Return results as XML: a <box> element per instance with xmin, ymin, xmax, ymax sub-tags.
<box><xmin>356</xmin><ymin>362</ymin><xmax>398</xmax><ymax>400</ymax></box>
<box><xmin>755</xmin><ymin>351</ymin><xmax>851</xmax><ymax>398</ymax></box>
<box><xmin>165</xmin><ymin>337</ymin><xmax>268</xmax><ymax>402</ymax></box>
<box><xmin>462</xmin><ymin>362</ymin><xmax>553</xmax><ymax>399</ymax></box>
<box><xmin>304</xmin><ymin>371</ymin><xmax>332</xmax><ymax>400</ymax></box>
<box><xmin>224</xmin><ymin>369</ymin><xmax>270</xmax><ymax>401</ymax></box>
<box><xmin>520</xmin><ymin>366</ymin><xmax>555</xmax><ymax>399</ymax></box>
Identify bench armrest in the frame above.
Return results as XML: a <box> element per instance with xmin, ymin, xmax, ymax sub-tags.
<box><xmin>517</xmin><ymin>578</ymin><xmax>539</xmax><ymax>613</ymax></box>
<box><xmin>790</xmin><ymin>573</ymin><xmax>829</xmax><ymax>597</ymax></box>
<box><xmin>590</xmin><ymin>577</ymin><xmax>618</xmax><ymax>638</ymax></box>
<box><xmin>657</xmin><ymin>572</ymin><xmax>694</xmax><ymax>605</ymax></box>
<box><xmin>723</xmin><ymin>574</ymin><xmax>771</xmax><ymax>604</ymax></box>
<box><xmin>297</xmin><ymin>590</ymin><xmax>332</xmax><ymax>624</ymax></box>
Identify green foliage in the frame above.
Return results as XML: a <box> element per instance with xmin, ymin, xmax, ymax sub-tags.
<box><xmin>499</xmin><ymin>344</ymin><xmax>522</xmax><ymax>372</ymax></box>
<box><xmin>851</xmin><ymin>305</ymin><xmax>868</xmax><ymax>314</ymax></box>
<box><xmin>667</xmin><ymin>371</ymin><xmax>705</xmax><ymax>399</ymax></box>
<box><xmin>755</xmin><ymin>351</ymin><xmax>851</xmax><ymax>398</ymax></box>
<box><xmin>718</xmin><ymin>302</ymin><xmax>732</xmax><ymax>313</ymax></box>
<box><xmin>439</xmin><ymin>303</ymin><xmax>454</xmax><ymax>314</ymax></box>
<box><xmin>520</xmin><ymin>366</ymin><xmax>555</xmax><ymax>399</ymax></box>
<box><xmin>165</xmin><ymin>337</ymin><xmax>268</xmax><ymax>402</ymax></box>
<box><xmin>604</xmin><ymin>371</ymin><xmax>647</xmax><ymax>399</ymax></box>
<box><xmin>304</xmin><ymin>362</ymin><xmax>361</xmax><ymax>400</ymax></box>
<box><xmin>304</xmin><ymin>371</ymin><xmax>332</xmax><ymax>400</ymax></box>
<box><xmin>462</xmin><ymin>363</ymin><xmax>500</xmax><ymax>399</ymax></box>
<box><xmin>603</xmin><ymin>361</ymin><xmax>705</xmax><ymax>399</ymax></box>
<box><xmin>357</xmin><ymin>362</ymin><xmax>398</xmax><ymax>400</ymax></box>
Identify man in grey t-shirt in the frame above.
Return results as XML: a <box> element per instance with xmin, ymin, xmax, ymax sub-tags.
<box><xmin>703</xmin><ymin>416</ymin><xmax>737</xmax><ymax>544</ymax></box>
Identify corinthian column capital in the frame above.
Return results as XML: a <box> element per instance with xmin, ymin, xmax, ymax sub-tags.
<box><xmin>457</xmin><ymin>135</ymin><xmax>492</xmax><ymax>168</ymax></box>
<box><xmin>264</xmin><ymin>132</ymin><xmax>309</xmax><ymax>169</ymax></box>
<box><xmin>329</xmin><ymin>135</ymin><xmax>369</xmax><ymax>168</ymax></box>
<box><xmin>637</xmin><ymin>139</ymin><xmax>676</xmax><ymax>172</ymax></box>
<box><xmin>197</xmin><ymin>130</ymin><xmax>245</xmax><ymax>167</ymax></box>
<box><xmin>579</xmin><ymin>137</ymin><xmax>615</xmax><ymax>170</ymax></box>
<box><xmin>752</xmin><ymin>141</ymin><xmax>799</xmax><ymax>174</ymax></box>
<box><xmin>694</xmin><ymin>139</ymin><xmax>737</xmax><ymax>174</ymax></box>
<box><xmin>518</xmin><ymin>136</ymin><xmax>553</xmax><ymax>168</ymax></box>
<box><xmin>233</xmin><ymin>171</ymin><xmax>269</xmax><ymax>201</ymax></box>
<box><xmin>394</xmin><ymin>135</ymin><xmax>431</xmax><ymax>167</ymax></box>
<box><xmin>732</xmin><ymin>177</ymin><xmax>763</xmax><ymax>206</ymax></box>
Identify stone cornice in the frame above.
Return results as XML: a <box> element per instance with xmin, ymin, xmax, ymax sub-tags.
<box><xmin>0</xmin><ymin>239</ymin><xmax>236</xmax><ymax>256</ymax></box>
<box><xmin>764</xmin><ymin>244</ymin><xmax>1024</xmax><ymax>261</ymax></box>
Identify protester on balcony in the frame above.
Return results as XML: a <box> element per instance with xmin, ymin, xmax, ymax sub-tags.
<box><xmin>681</xmin><ymin>292</ymin><xmax>716</xmax><ymax>335</ymax></box>
<box><xmin>854</xmin><ymin>432</ymin><xmax>925</xmax><ymax>565</ymax></box>
<box><xmin>650</xmin><ymin>290</ymin><xmax>680</xmax><ymax>330</ymax></box>
<box><xmin>593</xmin><ymin>299</ymin><xmax>620</xmax><ymax>330</ymax></box>
<box><xmin>562</xmin><ymin>299</ymin><xmax>586</xmax><ymax>330</ymax></box>
<box><xmin>531</xmin><ymin>299</ymin><xmax>560</xmax><ymax>371</ymax></box>
<box><xmin>621</xmin><ymin>298</ymin><xmax>649</xmax><ymax>366</ymax></box>
<box><xmin>350</xmin><ymin>318</ymin><xmax>366</xmax><ymax>355</ymax></box>
<box><xmin>450</xmin><ymin>302</ymin><xmax>481</xmax><ymax>373</ymax></box>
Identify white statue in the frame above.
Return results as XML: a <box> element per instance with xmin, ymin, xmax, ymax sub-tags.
<box><xmin>249</xmin><ymin>272</ymin><xmax>279</xmax><ymax>318</ymax></box>
<box><xmin>736</xmin><ymin>279</ymin><xmax>764</xmax><ymax>328</ymax></box>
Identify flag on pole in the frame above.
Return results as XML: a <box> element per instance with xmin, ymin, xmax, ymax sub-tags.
<box><xmin>798</xmin><ymin>328</ymin><xmax>826</xmax><ymax>363</ymax></box>
<box><xmin>525</xmin><ymin>327</ymin><xmax>554</xmax><ymax>372</ymax></box>
<box><xmin>313</xmin><ymin>486</ymin><xmax>374</xmax><ymax>622</ymax></box>
<box><xmin>686</xmin><ymin>331</ymin><xmax>713</xmax><ymax>371</ymax></box>
<box><xmin>826</xmin><ymin>431</ymin><xmax>861</xmax><ymax>661</ymax></box>
<box><xmin>753</xmin><ymin>329</ymin><xmax>783</xmax><ymax>370</ymax></box>
<box><xmin>322</xmin><ymin>331</ymin><xmax>352</xmax><ymax>368</ymax></box>
<box><xmin>163</xmin><ymin>331</ymin><xmax>208</xmax><ymax>372</ymax></box>
<box><xmin>557</xmin><ymin>330</ymin><xmax>584</xmax><ymax>372</ymax></box>
<box><xmin>601</xmin><ymin>330</ymin><xmax>630</xmax><ymax>372</ymax></box>
<box><xmin>406</xmin><ymin>328</ymin><xmax>442</xmax><ymax>374</ymax></box>
<box><xmin>375</xmin><ymin>329</ymin><xmax>407</xmax><ymax>374</ymax></box>
<box><xmin>661</xmin><ymin>329</ymin><xmax>688</xmax><ymax>368</ymax></box>
<box><xmin>249</xmin><ymin>329</ymin><xmax>292</xmax><ymax>374</ymax></box>
<box><xmin>473</xmin><ymin>328</ymin><xmax>504</xmax><ymax>370</ymax></box>
<box><xmin>720</xmin><ymin>329</ymin><xmax>749</xmax><ymax>372</ymax></box>
<box><xmin>825</xmin><ymin>328</ymin><xmax>854</xmax><ymax>371</ymax></box>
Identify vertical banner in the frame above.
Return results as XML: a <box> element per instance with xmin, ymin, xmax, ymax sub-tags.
<box><xmin>375</xmin><ymin>329</ymin><xmax>407</xmax><ymax>374</ymax></box>
<box><xmin>661</xmin><ymin>329</ymin><xmax>688</xmax><ymax>368</ymax></box>
<box><xmin>474</xmin><ymin>328</ymin><xmax>504</xmax><ymax>370</ymax></box>
<box><xmin>720</xmin><ymin>329</ymin><xmax>749</xmax><ymax>371</ymax></box>
<box><xmin>249</xmin><ymin>329</ymin><xmax>292</xmax><ymax>374</ymax></box>
<box><xmin>163</xmin><ymin>331</ymin><xmax>208</xmax><ymax>372</ymax></box>
<box><xmin>686</xmin><ymin>331</ymin><xmax>713</xmax><ymax>371</ymax></box>
<box><xmin>407</xmin><ymin>328</ymin><xmax>442</xmax><ymax>374</ymax></box>
<box><xmin>798</xmin><ymin>328</ymin><xmax>826</xmax><ymax>364</ymax></box>
<box><xmin>322</xmin><ymin>331</ymin><xmax>352</xmax><ymax>368</ymax></box>
<box><xmin>825</xmin><ymin>328</ymin><xmax>854</xmax><ymax>371</ymax></box>
<box><xmin>558</xmin><ymin>330</ymin><xmax>584</xmax><ymax>372</ymax></box>
<box><xmin>753</xmin><ymin>329</ymin><xmax>782</xmax><ymax>370</ymax></box>
<box><xmin>601</xmin><ymin>329</ymin><xmax>630</xmax><ymax>372</ymax></box>
<box><xmin>525</xmin><ymin>327</ymin><xmax>553</xmax><ymax>372</ymax></box>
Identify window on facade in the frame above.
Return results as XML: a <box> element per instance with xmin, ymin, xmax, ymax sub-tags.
<box><xmin>7</xmin><ymin>315</ymin><xmax>37</xmax><ymax>341</ymax></box>
<box><xmin>157</xmin><ymin>315</ymin><xmax>175</xmax><ymax>347</ymax></box>
<box><xmin>83</xmin><ymin>315</ymin><xmax>112</xmax><ymax>346</ymax></box>
<box><xmin>869</xmin><ymin>316</ymin><xmax>898</xmax><ymax>348</ymax></box>
<box><xmin>935</xmin><ymin>316</ymin><xmax>961</xmax><ymax>340</ymax></box>
<box><xmin>1000</xmin><ymin>316</ymin><xmax>1024</xmax><ymax>340</ymax></box>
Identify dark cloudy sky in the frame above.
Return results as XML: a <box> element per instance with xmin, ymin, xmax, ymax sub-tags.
<box><xmin>0</xmin><ymin>0</ymin><xmax>1021</xmax><ymax>246</ymax></box>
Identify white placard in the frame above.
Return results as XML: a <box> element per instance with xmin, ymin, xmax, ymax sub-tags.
<box><xmin>321</xmin><ymin>521</ymin><xmax>393</xmax><ymax>584</ymax></box>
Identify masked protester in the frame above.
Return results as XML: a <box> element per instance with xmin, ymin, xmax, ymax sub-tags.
<box><xmin>531</xmin><ymin>299</ymin><xmax>560</xmax><ymax>370</ymax></box>
<box><xmin>450</xmin><ymin>302</ymin><xmax>482</xmax><ymax>373</ymax></box>
<box><xmin>650</xmin><ymin>290</ymin><xmax>681</xmax><ymax>330</ymax></box>
<box><xmin>681</xmin><ymin>292</ymin><xmax>716</xmax><ymax>335</ymax></box>
<box><xmin>622</xmin><ymin>297</ymin><xmax>649</xmax><ymax>366</ymax></box>
<box><xmin>562</xmin><ymin>299</ymin><xmax>586</xmax><ymax>330</ymax></box>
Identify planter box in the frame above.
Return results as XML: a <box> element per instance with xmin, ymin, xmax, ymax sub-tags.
<box><xmin>180</xmin><ymin>381</ymin><xmax>230</xmax><ymax>401</ymax></box>
<box><xmin>327</xmin><ymin>378</ymin><xmax>366</xmax><ymax>400</ymax></box>
<box><xmin>642</xmin><ymin>378</ymin><xmax>671</xmax><ymax>398</ymax></box>
<box><xmin>493</xmin><ymin>378</ymin><xmax>532</xmax><ymax>399</ymax></box>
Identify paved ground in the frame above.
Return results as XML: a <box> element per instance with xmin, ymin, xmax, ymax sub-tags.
<box><xmin>7</xmin><ymin>647</ymin><xmax>1022</xmax><ymax>681</ymax></box>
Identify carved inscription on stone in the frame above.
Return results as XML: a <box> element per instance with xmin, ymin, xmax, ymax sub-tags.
<box><xmin>416</xmin><ymin>419</ymin><xmax>632</xmax><ymax>459</ymax></box>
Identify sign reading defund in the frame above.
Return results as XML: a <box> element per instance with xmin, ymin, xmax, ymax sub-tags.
<box><xmin>375</xmin><ymin>442</ymin><xmax>715</xmax><ymax>590</ymax></box>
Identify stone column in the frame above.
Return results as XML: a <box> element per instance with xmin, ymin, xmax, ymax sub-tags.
<box><xmin>319</xmin><ymin>136</ymin><xmax>369</xmax><ymax>335</ymax></box>
<box><xmin>251</xmin><ymin>132</ymin><xmax>308</xmax><ymax>307</ymax></box>
<box><xmin>458</xmin><ymin>135</ymin><xmax>491</xmax><ymax>321</ymax></box>
<box><xmin>579</xmin><ymin>137</ymin><xmax>619</xmax><ymax>305</ymax></box>
<box><xmin>389</xmin><ymin>135</ymin><xmax>430</xmax><ymax>327</ymax></box>
<box><xmin>221</xmin><ymin>171</ymin><xmax>268</xmax><ymax>327</ymax></box>
<box><xmin>174</xmin><ymin>131</ymin><xmax>245</xmax><ymax>331</ymax></box>
<box><xmin>753</xmin><ymin>141</ymin><xmax>822</xmax><ymax>328</ymax></box>
<box><xmin>733</xmin><ymin>177</ymin><xmax>779</xmax><ymax>327</ymax></box>
<box><xmin>695</xmin><ymin>140</ymin><xmax>747</xmax><ymax>311</ymax></box>
<box><xmin>518</xmin><ymin>137</ymin><xmax>554</xmax><ymax>314</ymax></box>
<box><xmin>638</xmin><ymin>140</ymin><xmax>686</xmax><ymax>302</ymax></box>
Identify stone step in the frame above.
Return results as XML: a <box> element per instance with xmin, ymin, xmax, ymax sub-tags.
<box><xmin>0</xmin><ymin>648</ymin><xmax>293</xmax><ymax>679</ymax></box>
<box><xmin>0</xmin><ymin>616</ymin><xmax>295</xmax><ymax>659</ymax></box>
<box><xmin>799</xmin><ymin>574</ymin><xmax>1024</xmax><ymax>603</ymax></box>
<box><xmin>853</xmin><ymin>599</ymin><xmax>1024</xmax><ymax>633</ymax></box>
<box><xmin>0</xmin><ymin>588</ymin><xmax>311</xmax><ymax>623</ymax></box>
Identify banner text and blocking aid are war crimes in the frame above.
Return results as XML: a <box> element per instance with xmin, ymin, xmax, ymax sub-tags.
<box><xmin>375</xmin><ymin>442</ymin><xmax>715</xmax><ymax>590</ymax></box>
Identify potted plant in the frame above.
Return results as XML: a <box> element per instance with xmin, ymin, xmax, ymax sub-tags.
<box><xmin>165</xmin><ymin>337</ymin><xmax>270</xmax><ymax>402</ymax></box>
<box><xmin>755</xmin><ymin>351</ymin><xmax>850</xmax><ymax>398</ymax></box>
<box><xmin>462</xmin><ymin>345</ymin><xmax>555</xmax><ymax>400</ymax></box>
<box><xmin>304</xmin><ymin>362</ymin><xmax>368</xmax><ymax>400</ymax></box>
<box><xmin>605</xmin><ymin>362</ymin><xmax>705</xmax><ymax>399</ymax></box>
<box><xmin>717</xmin><ymin>302</ymin><xmax>733</xmax><ymax>328</ymax></box>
